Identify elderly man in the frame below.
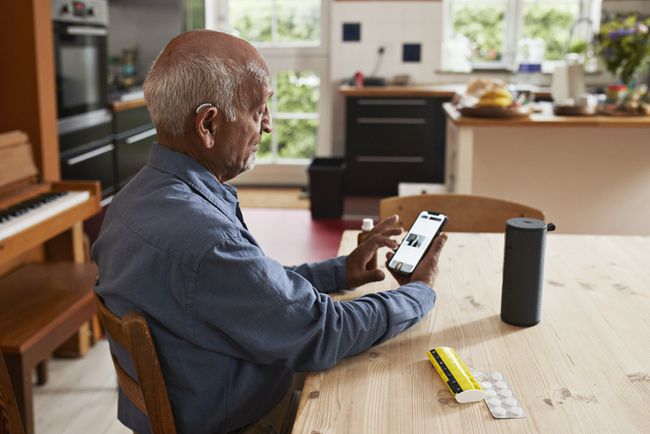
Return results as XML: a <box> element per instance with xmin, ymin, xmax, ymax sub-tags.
<box><xmin>93</xmin><ymin>30</ymin><xmax>446</xmax><ymax>434</ymax></box>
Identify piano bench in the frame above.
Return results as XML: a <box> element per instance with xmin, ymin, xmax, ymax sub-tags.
<box><xmin>0</xmin><ymin>262</ymin><xmax>98</xmax><ymax>434</ymax></box>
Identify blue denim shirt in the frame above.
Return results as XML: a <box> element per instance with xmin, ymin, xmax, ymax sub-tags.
<box><xmin>92</xmin><ymin>143</ymin><xmax>436</xmax><ymax>434</ymax></box>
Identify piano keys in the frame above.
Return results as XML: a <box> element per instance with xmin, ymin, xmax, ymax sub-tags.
<box><xmin>0</xmin><ymin>130</ymin><xmax>101</xmax><ymax>265</ymax></box>
<box><xmin>0</xmin><ymin>191</ymin><xmax>91</xmax><ymax>241</ymax></box>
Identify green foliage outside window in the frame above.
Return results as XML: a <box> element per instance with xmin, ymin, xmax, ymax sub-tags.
<box><xmin>453</xmin><ymin>1</ymin><xmax>580</xmax><ymax>64</ymax></box>
<box><xmin>182</xmin><ymin>0</ymin><xmax>205</xmax><ymax>31</ymax></box>
<box><xmin>523</xmin><ymin>3</ymin><xmax>578</xmax><ymax>61</ymax></box>
<box><xmin>257</xmin><ymin>71</ymin><xmax>320</xmax><ymax>161</ymax></box>
<box><xmin>230</xmin><ymin>0</ymin><xmax>319</xmax><ymax>44</ymax></box>
<box><xmin>277</xmin><ymin>71</ymin><xmax>319</xmax><ymax>113</ymax></box>
<box><xmin>453</xmin><ymin>4</ymin><xmax>505</xmax><ymax>62</ymax></box>
<box><xmin>277</xmin><ymin>119</ymin><xmax>318</xmax><ymax>159</ymax></box>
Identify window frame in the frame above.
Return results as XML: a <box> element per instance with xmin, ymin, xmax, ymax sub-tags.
<box><xmin>205</xmin><ymin>0</ymin><xmax>330</xmax><ymax>173</ymax></box>
<box><xmin>443</xmin><ymin>0</ymin><xmax>602</xmax><ymax>73</ymax></box>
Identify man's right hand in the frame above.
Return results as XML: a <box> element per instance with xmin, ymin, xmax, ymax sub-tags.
<box><xmin>385</xmin><ymin>233</ymin><xmax>447</xmax><ymax>287</ymax></box>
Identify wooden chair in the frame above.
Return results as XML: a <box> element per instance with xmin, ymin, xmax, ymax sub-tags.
<box><xmin>0</xmin><ymin>351</ymin><xmax>25</xmax><ymax>434</ymax></box>
<box><xmin>379</xmin><ymin>194</ymin><xmax>545</xmax><ymax>232</ymax></box>
<box><xmin>0</xmin><ymin>263</ymin><xmax>97</xmax><ymax>434</ymax></box>
<box><xmin>94</xmin><ymin>294</ymin><xmax>177</xmax><ymax>434</ymax></box>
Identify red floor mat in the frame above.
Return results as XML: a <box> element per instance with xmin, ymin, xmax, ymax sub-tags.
<box><xmin>242</xmin><ymin>208</ymin><xmax>360</xmax><ymax>266</ymax></box>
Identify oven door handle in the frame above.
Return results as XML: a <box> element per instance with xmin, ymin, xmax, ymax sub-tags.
<box><xmin>126</xmin><ymin>128</ymin><xmax>157</xmax><ymax>145</ymax></box>
<box><xmin>66</xmin><ymin>26</ymin><xmax>108</xmax><ymax>36</ymax></box>
<box><xmin>66</xmin><ymin>144</ymin><xmax>114</xmax><ymax>166</ymax></box>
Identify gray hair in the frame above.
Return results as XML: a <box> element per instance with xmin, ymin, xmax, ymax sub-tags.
<box><xmin>144</xmin><ymin>53</ymin><xmax>267</xmax><ymax>138</ymax></box>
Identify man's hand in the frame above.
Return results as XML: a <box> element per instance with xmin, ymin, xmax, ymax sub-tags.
<box><xmin>345</xmin><ymin>215</ymin><xmax>402</xmax><ymax>288</ymax></box>
<box><xmin>385</xmin><ymin>233</ymin><xmax>448</xmax><ymax>288</ymax></box>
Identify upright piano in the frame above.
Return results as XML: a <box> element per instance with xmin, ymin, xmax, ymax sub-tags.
<box><xmin>0</xmin><ymin>130</ymin><xmax>101</xmax><ymax>434</ymax></box>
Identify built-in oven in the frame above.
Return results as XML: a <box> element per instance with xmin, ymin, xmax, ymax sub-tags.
<box><xmin>53</xmin><ymin>0</ymin><xmax>114</xmax><ymax>200</ymax></box>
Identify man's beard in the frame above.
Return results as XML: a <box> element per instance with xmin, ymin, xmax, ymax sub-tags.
<box><xmin>244</xmin><ymin>150</ymin><xmax>257</xmax><ymax>172</ymax></box>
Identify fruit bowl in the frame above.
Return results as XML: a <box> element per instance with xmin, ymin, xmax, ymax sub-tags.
<box><xmin>458</xmin><ymin>105</ymin><xmax>532</xmax><ymax>119</ymax></box>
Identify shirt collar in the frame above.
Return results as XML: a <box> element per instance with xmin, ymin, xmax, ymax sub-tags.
<box><xmin>147</xmin><ymin>142</ymin><xmax>239</xmax><ymax>224</ymax></box>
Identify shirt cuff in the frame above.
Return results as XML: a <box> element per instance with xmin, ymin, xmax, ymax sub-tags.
<box><xmin>375</xmin><ymin>281</ymin><xmax>436</xmax><ymax>343</ymax></box>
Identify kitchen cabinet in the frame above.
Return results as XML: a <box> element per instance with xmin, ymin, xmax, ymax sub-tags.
<box><xmin>344</xmin><ymin>95</ymin><xmax>451</xmax><ymax>196</ymax></box>
<box><xmin>112</xmin><ymin>101</ymin><xmax>156</xmax><ymax>189</ymax></box>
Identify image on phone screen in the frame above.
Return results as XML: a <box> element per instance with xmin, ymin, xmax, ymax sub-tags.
<box><xmin>389</xmin><ymin>211</ymin><xmax>447</xmax><ymax>274</ymax></box>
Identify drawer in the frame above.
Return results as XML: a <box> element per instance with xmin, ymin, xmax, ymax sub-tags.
<box><xmin>113</xmin><ymin>106</ymin><xmax>152</xmax><ymax>136</ymax></box>
<box><xmin>61</xmin><ymin>142</ymin><xmax>116</xmax><ymax>197</ymax></box>
<box><xmin>347</xmin><ymin>97</ymin><xmax>434</xmax><ymax>118</ymax></box>
<box><xmin>116</xmin><ymin>127</ymin><xmax>157</xmax><ymax>187</ymax></box>
<box><xmin>347</xmin><ymin>122</ymin><xmax>435</xmax><ymax>157</ymax></box>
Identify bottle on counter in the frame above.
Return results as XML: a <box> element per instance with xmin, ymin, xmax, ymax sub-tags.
<box><xmin>357</xmin><ymin>218</ymin><xmax>377</xmax><ymax>270</ymax></box>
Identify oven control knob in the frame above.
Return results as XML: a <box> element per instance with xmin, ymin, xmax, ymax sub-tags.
<box><xmin>87</xmin><ymin>7</ymin><xmax>95</xmax><ymax>16</ymax></box>
<box><xmin>60</xmin><ymin>4</ymin><xmax>70</xmax><ymax>14</ymax></box>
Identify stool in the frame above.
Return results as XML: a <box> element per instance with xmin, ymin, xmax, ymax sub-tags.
<box><xmin>0</xmin><ymin>262</ymin><xmax>97</xmax><ymax>434</ymax></box>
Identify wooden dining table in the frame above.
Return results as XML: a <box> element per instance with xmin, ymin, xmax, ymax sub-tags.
<box><xmin>291</xmin><ymin>231</ymin><xmax>650</xmax><ymax>433</ymax></box>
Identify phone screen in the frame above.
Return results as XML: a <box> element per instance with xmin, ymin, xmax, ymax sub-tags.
<box><xmin>388</xmin><ymin>211</ymin><xmax>447</xmax><ymax>275</ymax></box>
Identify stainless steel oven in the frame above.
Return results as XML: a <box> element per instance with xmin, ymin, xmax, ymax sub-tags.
<box><xmin>53</xmin><ymin>0</ymin><xmax>114</xmax><ymax>199</ymax></box>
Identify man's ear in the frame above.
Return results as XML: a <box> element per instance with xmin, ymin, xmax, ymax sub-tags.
<box><xmin>195</xmin><ymin>106</ymin><xmax>219</xmax><ymax>148</ymax></box>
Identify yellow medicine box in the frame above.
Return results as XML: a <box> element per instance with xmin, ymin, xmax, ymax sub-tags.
<box><xmin>427</xmin><ymin>346</ymin><xmax>485</xmax><ymax>403</ymax></box>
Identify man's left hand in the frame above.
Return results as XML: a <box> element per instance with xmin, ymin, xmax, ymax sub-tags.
<box><xmin>345</xmin><ymin>215</ymin><xmax>402</xmax><ymax>288</ymax></box>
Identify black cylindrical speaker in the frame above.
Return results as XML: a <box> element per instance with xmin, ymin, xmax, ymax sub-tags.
<box><xmin>501</xmin><ymin>218</ymin><xmax>556</xmax><ymax>326</ymax></box>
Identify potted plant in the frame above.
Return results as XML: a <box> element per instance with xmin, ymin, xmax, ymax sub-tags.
<box><xmin>598</xmin><ymin>14</ymin><xmax>650</xmax><ymax>90</ymax></box>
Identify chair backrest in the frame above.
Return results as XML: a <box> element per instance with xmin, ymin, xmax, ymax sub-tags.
<box><xmin>0</xmin><ymin>352</ymin><xmax>25</xmax><ymax>434</ymax></box>
<box><xmin>94</xmin><ymin>294</ymin><xmax>177</xmax><ymax>434</ymax></box>
<box><xmin>379</xmin><ymin>194</ymin><xmax>545</xmax><ymax>233</ymax></box>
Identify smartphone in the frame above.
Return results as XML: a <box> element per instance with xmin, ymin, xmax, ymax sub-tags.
<box><xmin>387</xmin><ymin>211</ymin><xmax>448</xmax><ymax>276</ymax></box>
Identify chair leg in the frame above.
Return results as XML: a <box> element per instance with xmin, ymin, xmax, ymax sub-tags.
<box><xmin>36</xmin><ymin>359</ymin><xmax>48</xmax><ymax>385</ymax></box>
<box><xmin>4</xmin><ymin>353</ymin><xmax>35</xmax><ymax>434</ymax></box>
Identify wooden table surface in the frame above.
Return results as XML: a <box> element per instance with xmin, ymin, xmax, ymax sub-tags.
<box><xmin>292</xmin><ymin>231</ymin><xmax>650</xmax><ymax>433</ymax></box>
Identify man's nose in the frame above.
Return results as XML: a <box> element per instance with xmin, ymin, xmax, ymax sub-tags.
<box><xmin>261</xmin><ymin>109</ymin><xmax>272</xmax><ymax>134</ymax></box>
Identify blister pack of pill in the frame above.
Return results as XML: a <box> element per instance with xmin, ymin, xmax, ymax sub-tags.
<box><xmin>472</xmin><ymin>370</ymin><xmax>525</xmax><ymax>419</ymax></box>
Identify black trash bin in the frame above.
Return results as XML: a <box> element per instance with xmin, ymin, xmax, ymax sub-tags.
<box><xmin>308</xmin><ymin>157</ymin><xmax>345</xmax><ymax>219</ymax></box>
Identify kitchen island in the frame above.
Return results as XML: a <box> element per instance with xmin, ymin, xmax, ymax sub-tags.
<box><xmin>444</xmin><ymin>103</ymin><xmax>650</xmax><ymax>235</ymax></box>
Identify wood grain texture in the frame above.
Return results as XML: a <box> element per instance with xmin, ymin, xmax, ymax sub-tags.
<box><xmin>0</xmin><ymin>0</ymin><xmax>60</xmax><ymax>181</ymax></box>
<box><xmin>379</xmin><ymin>194</ymin><xmax>545</xmax><ymax>232</ymax></box>
<box><xmin>445</xmin><ymin>103</ymin><xmax>650</xmax><ymax>128</ymax></box>
<box><xmin>0</xmin><ymin>352</ymin><xmax>25</xmax><ymax>434</ymax></box>
<box><xmin>339</xmin><ymin>84</ymin><xmax>461</xmax><ymax>97</ymax></box>
<box><xmin>95</xmin><ymin>295</ymin><xmax>177</xmax><ymax>434</ymax></box>
<box><xmin>292</xmin><ymin>231</ymin><xmax>650</xmax><ymax>434</ymax></box>
<box><xmin>0</xmin><ymin>131</ymin><xmax>38</xmax><ymax>188</ymax></box>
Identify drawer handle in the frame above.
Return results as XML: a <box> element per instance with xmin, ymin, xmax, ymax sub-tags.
<box><xmin>357</xmin><ymin>118</ymin><xmax>426</xmax><ymax>125</ymax></box>
<box><xmin>66</xmin><ymin>144</ymin><xmax>114</xmax><ymax>166</ymax></box>
<box><xmin>356</xmin><ymin>156</ymin><xmax>425</xmax><ymax>163</ymax></box>
<box><xmin>357</xmin><ymin>99</ymin><xmax>426</xmax><ymax>106</ymax></box>
<box><xmin>66</xmin><ymin>26</ymin><xmax>108</xmax><ymax>36</ymax></box>
<box><xmin>126</xmin><ymin>128</ymin><xmax>157</xmax><ymax>144</ymax></box>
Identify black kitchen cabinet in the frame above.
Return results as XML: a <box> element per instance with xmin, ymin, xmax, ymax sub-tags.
<box><xmin>344</xmin><ymin>96</ymin><xmax>451</xmax><ymax>196</ymax></box>
<box><xmin>113</xmin><ymin>105</ymin><xmax>157</xmax><ymax>189</ymax></box>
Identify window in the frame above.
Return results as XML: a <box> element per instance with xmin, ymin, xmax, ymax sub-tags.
<box><xmin>206</xmin><ymin>0</ymin><xmax>329</xmax><ymax>170</ymax></box>
<box><xmin>229</xmin><ymin>0</ymin><xmax>321</xmax><ymax>45</ymax></box>
<box><xmin>444</xmin><ymin>0</ymin><xmax>601</xmax><ymax>71</ymax></box>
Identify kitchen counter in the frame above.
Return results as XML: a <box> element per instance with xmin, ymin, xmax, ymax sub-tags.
<box><xmin>444</xmin><ymin>102</ymin><xmax>650</xmax><ymax>128</ymax></box>
<box><xmin>339</xmin><ymin>84</ymin><xmax>463</xmax><ymax>97</ymax></box>
<box><xmin>340</xmin><ymin>84</ymin><xmax>552</xmax><ymax>99</ymax></box>
<box><xmin>111</xmin><ymin>97</ymin><xmax>146</xmax><ymax>112</ymax></box>
<box><xmin>110</xmin><ymin>89</ymin><xmax>146</xmax><ymax>112</ymax></box>
<box><xmin>444</xmin><ymin>103</ymin><xmax>650</xmax><ymax>235</ymax></box>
